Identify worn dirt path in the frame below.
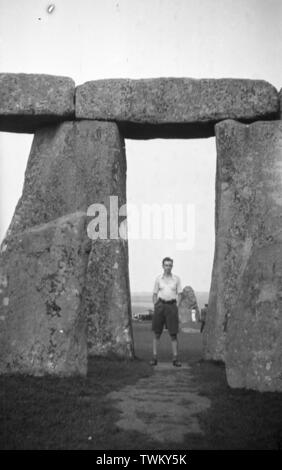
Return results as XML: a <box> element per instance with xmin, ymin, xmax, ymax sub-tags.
<box><xmin>107</xmin><ymin>361</ymin><xmax>211</xmax><ymax>444</ymax></box>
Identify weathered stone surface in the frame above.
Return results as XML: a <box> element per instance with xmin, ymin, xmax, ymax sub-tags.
<box><xmin>0</xmin><ymin>73</ymin><xmax>75</xmax><ymax>133</ymax></box>
<box><xmin>76</xmin><ymin>78</ymin><xmax>279</xmax><ymax>139</ymax></box>
<box><xmin>0</xmin><ymin>212</ymin><xmax>90</xmax><ymax>376</ymax></box>
<box><xmin>85</xmin><ymin>238</ymin><xmax>134</xmax><ymax>357</ymax></box>
<box><xmin>178</xmin><ymin>286</ymin><xmax>200</xmax><ymax>328</ymax></box>
<box><xmin>204</xmin><ymin>119</ymin><xmax>258</xmax><ymax>361</ymax></box>
<box><xmin>3</xmin><ymin>119</ymin><xmax>134</xmax><ymax>357</ymax></box>
<box><xmin>227</xmin><ymin>244</ymin><xmax>282</xmax><ymax>391</ymax></box>
<box><xmin>204</xmin><ymin>119</ymin><xmax>282</xmax><ymax>391</ymax></box>
<box><xmin>3</xmin><ymin>120</ymin><xmax>126</xmax><ymax>236</ymax></box>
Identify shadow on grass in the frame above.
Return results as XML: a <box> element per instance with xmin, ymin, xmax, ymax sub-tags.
<box><xmin>186</xmin><ymin>359</ymin><xmax>282</xmax><ymax>450</ymax></box>
<box><xmin>0</xmin><ymin>354</ymin><xmax>154</xmax><ymax>450</ymax></box>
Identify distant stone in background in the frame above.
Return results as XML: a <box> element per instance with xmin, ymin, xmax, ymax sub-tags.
<box><xmin>0</xmin><ymin>73</ymin><xmax>75</xmax><ymax>133</ymax></box>
<box><xmin>76</xmin><ymin>78</ymin><xmax>279</xmax><ymax>139</ymax></box>
<box><xmin>2</xmin><ymin>119</ymin><xmax>134</xmax><ymax>359</ymax></box>
<box><xmin>206</xmin><ymin>119</ymin><xmax>282</xmax><ymax>391</ymax></box>
<box><xmin>0</xmin><ymin>212</ymin><xmax>90</xmax><ymax>376</ymax></box>
<box><xmin>178</xmin><ymin>286</ymin><xmax>200</xmax><ymax>330</ymax></box>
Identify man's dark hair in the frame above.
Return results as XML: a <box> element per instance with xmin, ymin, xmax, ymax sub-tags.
<box><xmin>205</xmin><ymin>303</ymin><xmax>208</xmax><ymax>307</ymax></box>
<box><xmin>162</xmin><ymin>257</ymin><xmax>173</xmax><ymax>265</ymax></box>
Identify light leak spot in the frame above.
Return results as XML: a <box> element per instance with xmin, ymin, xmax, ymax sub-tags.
<box><xmin>47</xmin><ymin>4</ymin><xmax>55</xmax><ymax>14</ymax></box>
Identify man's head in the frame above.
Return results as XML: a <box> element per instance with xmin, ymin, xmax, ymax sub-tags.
<box><xmin>162</xmin><ymin>256</ymin><xmax>173</xmax><ymax>275</ymax></box>
<box><xmin>205</xmin><ymin>303</ymin><xmax>208</xmax><ymax>307</ymax></box>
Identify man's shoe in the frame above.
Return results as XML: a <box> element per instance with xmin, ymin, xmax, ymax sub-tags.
<box><xmin>149</xmin><ymin>357</ymin><xmax>158</xmax><ymax>366</ymax></box>
<box><xmin>172</xmin><ymin>358</ymin><xmax>182</xmax><ymax>367</ymax></box>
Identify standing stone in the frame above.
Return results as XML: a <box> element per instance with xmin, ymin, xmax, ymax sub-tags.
<box><xmin>85</xmin><ymin>238</ymin><xmax>134</xmax><ymax>357</ymax></box>
<box><xmin>2</xmin><ymin>120</ymin><xmax>134</xmax><ymax>358</ymax></box>
<box><xmin>224</xmin><ymin>121</ymin><xmax>282</xmax><ymax>391</ymax></box>
<box><xmin>178</xmin><ymin>286</ymin><xmax>200</xmax><ymax>330</ymax></box>
<box><xmin>203</xmin><ymin>120</ymin><xmax>257</xmax><ymax>361</ymax></box>
<box><xmin>227</xmin><ymin>243</ymin><xmax>282</xmax><ymax>391</ymax></box>
<box><xmin>0</xmin><ymin>212</ymin><xmax>90</xmax><ymax>376</ymax></box>
<box><xmin>76</xmin><ymin>78</ymin><xmax>278</xmax><ymax>139</ymax></box>
<box><xmin>205</xmin><ymin>119</ymin><xmax>282</xmax><ymax>391</ymax></box>
<box><xmin>3</xmin><ymin>120</ymin><xmax>125</xmax><ymax>236</ymax></box>
<box><xmin>0</xmin><ymin>73</ymin><xmax>75</xmax><ymax>133</ymax></box>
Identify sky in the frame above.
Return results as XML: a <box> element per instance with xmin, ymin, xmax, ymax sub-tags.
<box><xmin>0</xmin><ymin>0</ymin><xmax>281</xmax><ymax>293</ymax></box>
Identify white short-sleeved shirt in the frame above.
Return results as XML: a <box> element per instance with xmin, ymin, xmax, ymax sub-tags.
<box><xmin>153</xmin><ymin>273</ymin><xmax>182</xmax><ymax>301</ymax></box>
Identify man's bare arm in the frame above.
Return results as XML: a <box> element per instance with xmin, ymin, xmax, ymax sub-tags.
<box><xmin>153</xmin><ymin>293</ymin><xmax>158</xmax><ymax>305</ymax></box>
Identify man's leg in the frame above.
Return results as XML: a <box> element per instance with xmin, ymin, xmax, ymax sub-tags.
<box><xmin>153</xmin><ymin>333</ymin><xmax>160</xmax><ymax>357</ymax></box>
<box><xmin>171</xmin><ymin>334</ymin><xmax>178</xmax><ymax>357</ymax></box>
<box><xmin>150</xmin><ymin>333</ymin><xmax>161</xmax><ymax>365</ymax></box>
<box><xmin>166</xmin><ymin>303</ymin><xmax>182</xmax><ymax>366</ymax></box>
<box><xmin>150</xmin><ymin>301</ymin><xmax>164</xmax><ymax>365</ymax></box>
<box><xmin>170</xmin><ymin>334</ymin><xmax>181</xmax><ymax>366</ymax></box>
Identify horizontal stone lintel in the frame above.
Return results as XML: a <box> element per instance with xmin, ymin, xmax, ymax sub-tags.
<box><xmin>0</xmin><ymin>73</ymin><xmax>75</xmax><ymax>133</ymax></box>
<box><xmin>0</xmin><ymin>75</ymin><xmax>280</xmax><ymax>136</ymax></box>
<box><xmin>76</xmin><ymin>78</ymin><xmax>280</xmax><ymax>139</ymax></box>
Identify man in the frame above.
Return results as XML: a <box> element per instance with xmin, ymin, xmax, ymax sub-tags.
<box><xmin>150</xmin><ymin>257</ymin><xmax>182</xmax><ymax>367</ymax></box>
<box><xmin>200</xmin><ymin>303</ymin><xmax>208</xmax><ymax>333</ymax></box>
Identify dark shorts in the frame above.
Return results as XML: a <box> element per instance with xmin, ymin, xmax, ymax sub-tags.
<box><xmin>152</xmin><ymin>299</ymin><xmax>179</xmax><ymax>336</ymax></box>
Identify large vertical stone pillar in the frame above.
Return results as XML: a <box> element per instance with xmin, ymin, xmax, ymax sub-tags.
<box><xmin>1</xmin><ymin>120</ymin><xmax>134</xmax><ymax>367</ymax></box>
<box><xmin>203</xmin><ymin>120</ymin><xmax>247</xmax><ymax>361</ymax></box>
<box><xmin>0</xmin><ymin>212</ymin><xmax>90</xmax><ymax>375</ymax></box>
<box><xmin>3</xmin><ymin>121</ymin><xmax>126</xmax><ymax>236</ymax></box>
<box><xmin>204</xmin><ymin>119</ymin><xmax>264</xmax><ymax>361</ymax></box>
<box><xmin>205</xmin><ymin>119</ymin><xmax>282</xmax><ymax>391</ymax></box>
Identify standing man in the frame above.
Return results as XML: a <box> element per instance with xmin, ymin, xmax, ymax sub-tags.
<box><xmin>150</xmin><ymin>257</ymin><xmax>182</xmax><ymax>367</ymax></box>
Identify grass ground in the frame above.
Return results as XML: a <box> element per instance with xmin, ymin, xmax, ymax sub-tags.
<box><xmin>0</xmin><ymin>321</ymin><xmax>282</xmax><ymax>449</ymax></box>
